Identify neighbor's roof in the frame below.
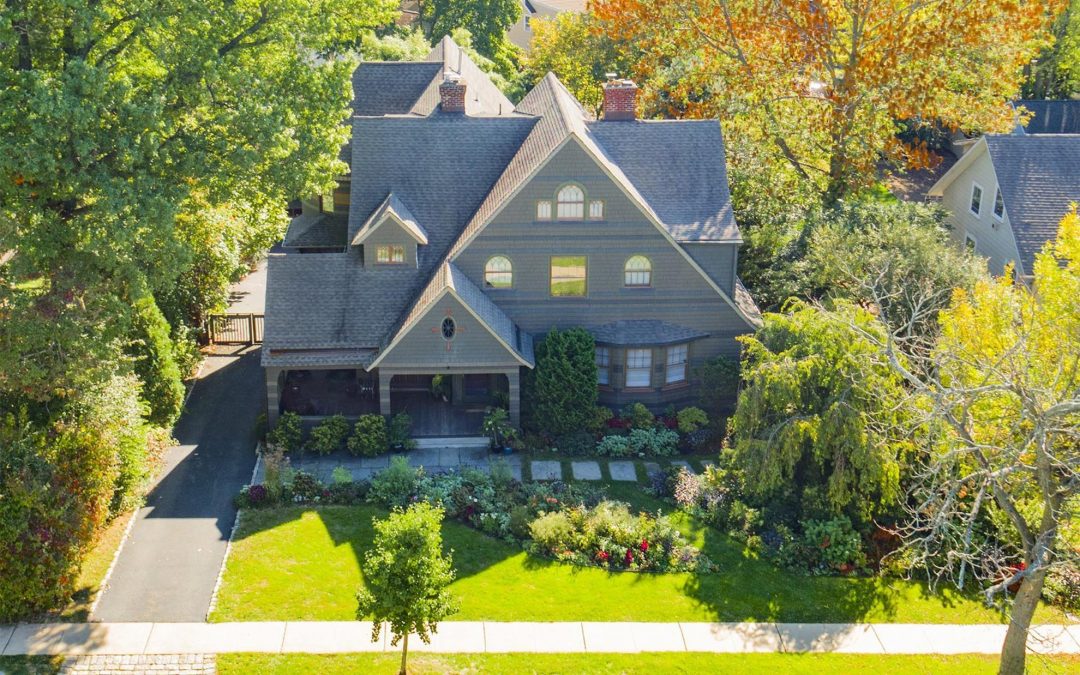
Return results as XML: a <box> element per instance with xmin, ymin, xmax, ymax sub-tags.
<box><xmin>1016</xmin><ymin>100</ymin><xmax>1080</xmax><ymax>135</ymax></box>
<box><xmin>589</xmin><ymin>319</ymin><xmax>709</xmax><ymax>347</ymax></box>
<box><xmin>985</xmin><ymin>134</ymin><xmax>1080</xmax><ymax>273</ymax></box>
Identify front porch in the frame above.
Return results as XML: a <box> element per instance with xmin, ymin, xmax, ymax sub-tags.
<box><xmin>266</xmin><ymin>366</ymin><xmax>520</xmax><ymax>436</ymax></box>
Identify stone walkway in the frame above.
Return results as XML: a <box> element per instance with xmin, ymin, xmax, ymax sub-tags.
<box><xmin>254</xmin><ymin>448</ymin><xmax>707</xmax><ymax>485</ymax></box>
<box><xmin>3</xmin><ymin>621</ymin><xmax>1079</xmax><ymax>656</ymax></box>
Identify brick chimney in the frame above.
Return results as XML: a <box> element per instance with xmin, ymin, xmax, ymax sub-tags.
<box><xmin>439</xmin><ymin>72</ymin><xmax>466</xmax><ymax>114</ymax></box>
<box><xmin>602</xmin><ymin>75</ymin><xmax>638</xmax><ymax>121</ymax></box>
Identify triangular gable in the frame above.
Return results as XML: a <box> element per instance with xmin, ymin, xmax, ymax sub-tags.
<box><xmin>370</xmin><ymin>262</ymin><xmax>533</xmax><ymax>370</ymax></box>
<box><xmin>927</xmin><ymin>136</ymin><xmax>989</xmax><ymax>198</ymax></box>
<box><xmin>352</xmin><ymin>193</ymin><xmax>429</xmax><ymax>246</ymax></box>
<box><xmin>446</xmin><ymin>73</ymin><xmax>762</xmax><ymax>329</ymax></box>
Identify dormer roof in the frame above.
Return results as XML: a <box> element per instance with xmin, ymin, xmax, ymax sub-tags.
<box><xmin>352</xmin><ymin>193</ymin><xmax>429</xmax><ymax>246</ymax></box>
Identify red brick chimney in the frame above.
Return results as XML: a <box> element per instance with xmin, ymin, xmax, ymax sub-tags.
<box><xmin>439</xmin><ymin>72</ymin><xmax>466</xmax><ymax>114</ymax></box>
<box><xmin>602</xmin><ymin>76</ymin><xmax>638</xmax><ymax>121</ymax></box>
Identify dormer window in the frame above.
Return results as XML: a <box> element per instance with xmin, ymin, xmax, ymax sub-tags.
<box><xmin>376</xmin><ymin>245</ymin><xmax>405</xmax><ymax>264</ymax></box>
<box><xmin>556</xmin><ymin>185</ymin><xmax>585</xmax><ymax>220</ymax></box>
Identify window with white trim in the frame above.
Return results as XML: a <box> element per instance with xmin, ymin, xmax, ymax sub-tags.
<box><xmin>536</xmin><ymin>200</ymin><xmax>552</xmax><ymax>220</ymax></box>
<box><xmin>484</xmin><ymin>256</ymin><xmax>513</xmax><ymax>288</ymax></box>
<box><xmin>376</xmin><ymin>244</ymin><xmax>405</xmax><ymax>264</ymax></box>
<box><xmin>595</xmin><ymin>346</ymin><xmax>610</xmax><ymax>385</ymax></box>
<box><xmin>589</xmin><ymin>200</ymin><xmax>605</xmax><ymax>220</ymax></box>
<box><xmin>626</xmin><ymin>348</ymin><xmax>652</xmax><ymax>388</ymax></box>
<box><xmin>993</xmin><ymin>187</ymin><xmax>1004</xmax><ymax>220</ymax></box>
<box><xmin>556</xmin><ymin>184</ymin><xmax>585</xmax><ymax>219</ymax></box>
<box><xmin>624</xmin><ymin>255</ymin><xmax>652</xmax><ymax>287</ymax></box>
<box><xmin>666</xmin><ymin>344</ymin><xmax>688</xmax><ymax>384</ymax></box>
<box><xmin>970</xmin><ymin>183</ymin><xmax>983</xmax><ymax>216</ymax></box>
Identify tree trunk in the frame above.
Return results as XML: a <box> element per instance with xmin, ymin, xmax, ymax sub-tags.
<box><xmin>398</xmin><ymin>632</ymin><xmax>409</xmax><ymax>675</ymax></box>
<box><xmin>998</xmin><ymin>566</ymin><xmax>1047</xmax><ymax>675</ymax></box>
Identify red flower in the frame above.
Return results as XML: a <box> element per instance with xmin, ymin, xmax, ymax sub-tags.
<box><xmin>640</xmin><ymin>539</ymin><xmax>649</xmax><ymax>553</ymax></box>
<box><xmin>596</xmin><ymin>551</ymin><xmax>610</xmax><ymax>562</ymax></box>
<box><xmin>624</xmin><ymin>549</ymin><xmax>634</xmax><ymax>566</ymax></box>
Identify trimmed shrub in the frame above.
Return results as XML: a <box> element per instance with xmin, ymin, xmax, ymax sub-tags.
<box><xmin>798</xmin><ymin>517</ymin><xmax>866</xmax><ymax>573</ymax></box>
<box><xmin>627</xmin><ymin>428</ymin><xmax>679</xmax><ymax>457</ymax></box>
<box><xmin>552</xmin><ymin>429</ymin><xmax>594</xmax><ymax>456</ymax></box>
<box><xmin>620</xmin><ymin>402</ymin><xmax>655</xmax><ymax>430</ymax></box>
<box><xmin>127</xmin><ymin>295</ymin><xmax>185</xmax><ymax>427</ymax></box>
<box><xmin>308</xmin><ymin>415</ymin><xmax>349</xmax><ymax>455</ymax></box>
<box><xmin>347</xmin><ymin>414</ymin><xmax>388</xmax><ymax>457</ymax></box>
<box><xmin>268</xmin><ymin>411</ymin><xmax>302</xmax><ymax>453</ymax></box>
<box><xmin>523</xmin><ymin>327</ymin><xmax>598</xmax><ymax>435</ymax></box>
<box><xmin>289</xmin><ymin>471</ymin><xmax>323</xmax><ymax>502</ymax></box>
<box><xmin>675</xmin><ymin>407</ymin><xmax>709</xmax><ymax>434</ymax></box>
<box><xmin>595</xmin><ymin>434</ymin><xmax>632</xmax><ymax>457</ymax></box>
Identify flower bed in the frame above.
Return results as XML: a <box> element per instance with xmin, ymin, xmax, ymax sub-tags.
<box><xmin>236</xmin><ymin>457</ymin><xmax>714</xmax><ymax>575</ymax></box>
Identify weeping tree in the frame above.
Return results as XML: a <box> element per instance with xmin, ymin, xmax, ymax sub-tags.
<box><xmin>854</xmin><ymin>209</ymin><xmax>1080</xmax><ymax>675</ymax></box>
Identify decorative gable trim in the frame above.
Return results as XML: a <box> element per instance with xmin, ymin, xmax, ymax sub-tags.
<box><xmin>369</xmin><ymin>264</ymin><xmax>532</xmax><ymax>370</ymax></box>
<box><xmin>352</xmin><ymin>194</ymin><xmax>429</xmax><ymax>246</ymax></box>
<box><xmin>927</xmin><ymin>137</ymin><xmax>989</xmax><ymax>198</ymax></box>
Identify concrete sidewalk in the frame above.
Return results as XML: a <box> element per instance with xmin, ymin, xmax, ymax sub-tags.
<box><xmin>3</xmin><ymin>622</ymin><xmax>1079</xmax><ymax>656</ymax></box>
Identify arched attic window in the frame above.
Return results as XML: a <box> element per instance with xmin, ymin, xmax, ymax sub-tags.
<box><xmin>624</xmin><ymin>255</ymin><xmax>652</xmax><ymax>287</ymax></box>
<box><xmin>556</xmin><ymin>184</ymin><xmax>585</xmax><ymax>220</ymax></box>
<box><xmin>484</xmin><ymin>256</ymin><xmax>513</xmax><ymax>288</ymax></box>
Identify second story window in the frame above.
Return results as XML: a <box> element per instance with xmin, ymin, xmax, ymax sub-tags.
<box><xmin>484</xmin><ymin>256</ymin><xmax>513</xmax><ymax>288</ymax></box>
<box><xmin>625</xmin><ymin>348</ymin><xmax>652</xmax><ymax>388</ymax></box>
<box><xmin>993</xmin><ymin>187</ymin><xmax>1004</xmax><ymax>220</ymax></box>
<box><xmin>376</xmin><ymin>244</ymin><xmax>405</xmax><ymax>264</ymax></box>
<box><xmin>556</xmin><ymin>185</ymin><xmax>585</xmax><ymax>220</ymax></box>
<box><xmin>595</xmin><ymin>346</ymin><xmax>610</xmax><ymax>385</ymax></box>
<box><xmin>320</xmin><ymin>193</ymin><xmax>334</xmax><ymax>214</ymax></box>
<box><xmin>970</xmin><ymin>183</ymin><xmax>983</xmax><ymax>216</ymax></box>
<box><xmin>624</xmin><ymin>255</ymin><xmax>652</xmax><ymax>287</ymax></box>
<box><xmin>550</xmin><ymin>256</ymin><xmax>587</xmax><ymax>296</ymax></box>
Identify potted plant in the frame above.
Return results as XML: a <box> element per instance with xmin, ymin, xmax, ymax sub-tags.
<box><xmin>430</xmin><ymin>374</ymin><xmax>450</xmax><ymax>402</ymax></box>
<box><xmin>482</xmin><ymin>407</ymin><xmax>517</xmax><ymax>454</ymax></box>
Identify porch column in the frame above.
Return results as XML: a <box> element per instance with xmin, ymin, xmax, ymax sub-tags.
<box><xmin>266</xmin><ymin>367</ymin><xmax>283</xmax><ymax>427</ymax></box>
<box><xmin>506</xmin><ymin>368</ymin><xmax>521</xmax><ymax>428</ymax></box>
<box><xmin>378</xmin><ymin>369</ymin><xmax>393</xmax><ymax>417</ymax></box>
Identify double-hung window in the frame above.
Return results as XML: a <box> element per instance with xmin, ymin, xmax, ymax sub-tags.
<box><xmin>993</xmin><ymin>187</ymin><xmax>1004</xmax><ymax>220</ymax></box>
<box><xmin>550</xmin><ymin>256</ymin><xmax>587</xmax><ymax>296</ymax></box>
<box><xmin>376</xmin><ymin>245</ymin><xmax>405</xmax><ymax>264</ymax></box>
<box><xmin>665</xmin><ymin>344</ymin><xmax>688</xmax><ymax>385</ymax></box>
<box><xmin>970</xmin><ymin>183</ymin><xmax>983</xmax><ymax>216</ymax></box>
<box><xmin>595</xmin><ymin>347</ymin><xmax>611</xmax><ymax>386</ymax></box>
<box><xmin>625</xmin><ymin>349</ymin><xmax>652</xmax><ymax>388</ymax></box>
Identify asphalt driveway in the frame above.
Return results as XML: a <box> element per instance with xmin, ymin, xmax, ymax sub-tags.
<box><xmin>92</xmin><ymin>345</ymin><xmax>262</xmax><ymax>622</ymax></box>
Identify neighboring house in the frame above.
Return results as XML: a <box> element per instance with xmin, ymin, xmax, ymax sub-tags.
<box><xmin>927</xmin><ymin>133</ymin><xmax>1080</xmax><ymax>280</ymax></box>
<box><xmin>262</xmin><ymin>37</ymin><xmax>761</xmax><ymax>436</ymax></box>
<box><xmin>508</xmin><ymin>0</ymin><xmax>586</xmax><ymax>51</ymax></box>
<box><xmin>1014</xmin><ymin>100</ymin><xmax>1080</xmax><ymax>135</ymax></box>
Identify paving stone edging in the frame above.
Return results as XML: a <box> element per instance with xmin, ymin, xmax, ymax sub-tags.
<box><xmin>205</xmin><ymin>448</ymin><xmax>261</xmax><ymax>621</ymax></box>
<box><xmin>2</xmin><ymin>621</ymin><xmax>1079</xmax><ymax>657</ymax></box>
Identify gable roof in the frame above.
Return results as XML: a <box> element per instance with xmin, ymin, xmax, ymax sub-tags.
<box><xmin>371</xmin><ymin>261</ymin><xmax>534</xmax><ymax>368</ymax></box>
<box><xmin>985</xmin><ymin>134</ymin><xmax>1080</xmax><ymax>274</ymax></box>
<box><xmin>352</xmin><ymin>193</ymin><xmax>428</xmax><ymax>246</ymax></box>
<box><xmin>282</xmin><ymin>211</ymin><xmax>348</xmax><ymax>249</ymax></box>
<box><xmin>1016</xmin><ymin>100</ymin><xmax>1080</xmax><ymax>135</ymax></box>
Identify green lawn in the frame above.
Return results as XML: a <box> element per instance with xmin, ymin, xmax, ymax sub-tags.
<box><xmin>211</xmin><ymin>496</ymin><xmax>1065</xmax><ymax>624</ymax></box>
<box><xmin>216</xmin><ymin>653</ymin><xmax>1080</xmax><ymax>675</ymax></box>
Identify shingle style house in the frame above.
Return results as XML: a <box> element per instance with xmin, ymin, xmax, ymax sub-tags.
<box><xmin>263</xmin><ymin>37</ymin><xmax>761</xmax><ymax>434</ymax></box>
<box><xmin>928</xmin><ymin>132</ymin><xmax>1080</xmax><ymax>279</ymax></box>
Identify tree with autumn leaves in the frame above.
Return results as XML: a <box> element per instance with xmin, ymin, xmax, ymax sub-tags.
<box><xmin>593</xmin><ymin>0</ymin><xmax>1062</xmax><ymax>202</ymax></box>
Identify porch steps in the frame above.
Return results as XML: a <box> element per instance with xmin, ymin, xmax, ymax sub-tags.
<box><xmin>414</xmin><ymin>436</ymin><xmax>489</xmax><ymax>450</ymax></box>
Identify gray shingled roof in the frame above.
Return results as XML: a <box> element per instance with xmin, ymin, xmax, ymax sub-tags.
<box><xmin>352</xmin><ymin>193</ymin><xmax>428</xmax><ymax>245</ymax></box>
<box><xmin>985</xmin><ymin>134</ymin><xmax>1080</xmax><ymax>274</ymax></box>
<box><xmin>351</xmin><ymin>62</ymin><xmax>443</xmax><ymax>116</ymax></box>
<box><xmin>1017</xmin><ymin>100</ymin><xmax>1080</xmax><ymax>135</ymax></box>
<box><xmin>282</xmin><ymin>212</ymin><xmax>348</xmax><ymax>248</ymax></box>
<box><xmin>588</xmin><ymin>320</ymin><xmax>709</xmax><ymax>347</ymax></box>
<box><xmin>588</xmin><ymin>120</ymin><xmax>739</xmax><ymax>241</ymax></box>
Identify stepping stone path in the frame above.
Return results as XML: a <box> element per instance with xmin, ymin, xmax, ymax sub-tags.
<box><xmin>643</xmin><ymin>461</ymin><xmax>662</xmax><ymax>477</ymax></box>
<box><xmin>530</xmin><ymin>460</ymin><xmax>563</xmax><ymax>481</ymax></box>
<box><xmin>571</xmin><ymin>461</ymin><xmax>602</xmax><ymax>481</ymax></box>
<box><xmin>607</xmin><ymin>461</ymin><xmax>638</xmax><ymax>482</ymax></box>
<box><xmin>670</xmin><ymin>460</ymin><xmax>695</xmax><ymax>473</ymax></box>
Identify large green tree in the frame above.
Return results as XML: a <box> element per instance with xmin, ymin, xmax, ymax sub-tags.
<box><xmin>728</xmin><ymin>300</ymin><xmax>913</xmax><ymax>528</ymax></box>
<box><xmin>417</xmin><ymin>0</ymin><xmax>520</xmax><ymax>61</ymax></box>
<box><xmin>0</xmin><ymin>0</ymin><xmax>396</xmax><ymax>399</ymax></box>
<box><xmin>1022</xmin><ymin>0</ymin><xmax>1080</xmax><ymax>99</ymax></box>
<box><xmin>523</xmin><ymin>327</ymin><xmax>598</xmax><ymax>436</ymax></box>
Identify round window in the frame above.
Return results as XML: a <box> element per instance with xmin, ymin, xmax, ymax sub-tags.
<box><xmin>441</xmin><ymin>317</ymin><xmax>456</xmax><ymax>341</ymax></box>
